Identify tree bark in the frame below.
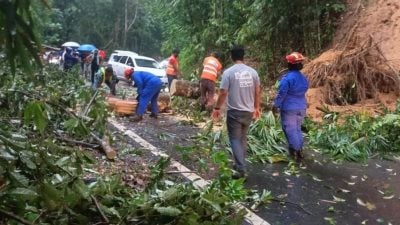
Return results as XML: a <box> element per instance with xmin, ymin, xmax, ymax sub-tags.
<box><xmin>170</xmin><ymin>80</ymin><xmax>201</xmax><ymax>99</ymax></box>
<box><xmin>90</xmin><ymin>133</ymin><xmax>117</xmax><ymax>160</ymax></box>
<box><xmin>108</xmin><ymin>94</ymin><xmax>170</xmax><ymax>114</ymax></box>
<box><xmin>123</xmin><ymin>0</ymin><xmax>138</xmax><ymax>48</ymax></box>
<box><xmin>146</xmin><ymin>92</ymin><xmax>171</xmax><ymax>112</ymax></box>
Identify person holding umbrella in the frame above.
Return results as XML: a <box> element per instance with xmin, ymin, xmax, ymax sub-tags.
<box><xmin>63</xmin><ymin>47</ymin><xmax>79</xmax><ymax>71</ymax></box>
<box><xmin>77</xmin><ymin>44</ymin><xmax>98</xmax><ymax>85</ymax></box>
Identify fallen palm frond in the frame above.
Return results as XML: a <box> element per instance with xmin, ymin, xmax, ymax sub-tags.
<box><xmin>247</xmin><ymin>112</ymin><xmax>287</xmax><ymax>163</ymax></box>
<box><xmin>308</xmin><ymin>109</ymin><xmax>400</xmax><ymax>161</ymax></box>
<box><xmin>303</xmin><ymin>36</ymin><xmax>400</xmax><ymax>105</ymax></box>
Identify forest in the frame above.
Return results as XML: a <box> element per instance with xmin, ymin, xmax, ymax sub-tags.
<box><xmin>1</xmin><ymin>0</ymin><xmax>400</xmax><ymax>224</ymax></box>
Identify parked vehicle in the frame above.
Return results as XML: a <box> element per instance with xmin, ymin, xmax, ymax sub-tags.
<box><xmin>108</xmin><ymin>50</ymin><xmax>168</xmax><ymax>87</ymax></box>
<box><xmin>158</xmin><ymin>58</ymin><xmax>169</xmax><ymax>69</ymax></box>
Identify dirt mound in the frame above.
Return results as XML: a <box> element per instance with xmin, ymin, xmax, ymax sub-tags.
<box><xmin>304</xmin><ymin>0</ymin><xmax>400</xmax><ymax>120</ymax></box>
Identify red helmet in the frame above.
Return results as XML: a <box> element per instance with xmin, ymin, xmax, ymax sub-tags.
<box><xmin>285</xmin><ymin>52</ymin><xmax>305</xmax><ymax>64</ymax></box>
<box><xmin>124</xmin><ymin>67</ymin><xmax>134</xmax><ymax>79</ymax></box>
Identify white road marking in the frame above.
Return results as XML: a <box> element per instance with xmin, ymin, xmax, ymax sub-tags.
<box><xmin>109</xmin><ymin>118</ymin><xmax>270</xmax><ymax>225</ymax></box>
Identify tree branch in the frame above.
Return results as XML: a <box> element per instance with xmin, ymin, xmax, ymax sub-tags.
<box><xmin>127</xmin><ymin>6</ymin><xmax>139</xmax><ymax>31</ymax></box>
<box><xmin>271</xmin><ymin>198</ymin><xmax>313</xmax><ymax>215</ymax></box>
<box><xmin>91</xmin><ymin>195</ymin><xmax>109</xmax><ymax>224</ymax></box>
<box><xmin>0</xmin><ymin>208</ymin><xmax>35</xmax><ymax>225</ymax></box>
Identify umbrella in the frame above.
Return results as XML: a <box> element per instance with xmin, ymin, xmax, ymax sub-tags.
<box><xmin>77</xmin><ymin>44</ymin><xmax>97</xmax><ymax>52</ymax></box>
<box><xmin>61</xmin><ymin>41</ymin><xmax>80</xmax><ymax>48</ymax></box>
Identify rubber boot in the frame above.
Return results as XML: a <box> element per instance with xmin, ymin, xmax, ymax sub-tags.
<box><xmin>294</xmin><ymin>150</ymin><xmax>304</xmax><ymax>162</ymax></box>
<box><xmin>288</xmin><ymin>147</ymin><xmax>296</xmax><ymax>158</ymax></box>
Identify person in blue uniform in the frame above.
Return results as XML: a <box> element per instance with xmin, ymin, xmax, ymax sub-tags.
<box><xmin>124</xmin><ymin>68</ymin><xmax>162</xmax><ymax>122</ymax></box>
<box><xmin>273</xmin><ymin>52</ymin><xmax>309</xmax><ymax>161</ymax></box>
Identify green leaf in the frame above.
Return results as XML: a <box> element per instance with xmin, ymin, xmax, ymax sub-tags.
<box><xmin>64</xmin><ymin>118</ymin><xmax>79</xmax><ymax>131</ymax></box>
<box><xmin>9</xmin><ymin>171</ymin><xmax>29</xmax><ymax>186</ymax></box>
<box><xmin>72</xmin><ymin>180</ymin><xmax>90</xmax><ymax>199</ymax></box>
<box><xmin>155</xmin><ymin>206</ymin><xmax>182</xmax><ymax>216</ymax></box>
<box><xmin>10</xmin><ymin>187</ymin><xmax>38</xmax><ymax>200</ymax></box>
<box><xmin>24</xmin><ymin>101</ymin><xmax>47</xmax><ymax>133</ymax></box>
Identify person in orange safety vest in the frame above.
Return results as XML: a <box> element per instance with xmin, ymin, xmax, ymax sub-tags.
<box><xmin>165</xmin><ymin>49</ymin><xmax>181</xmax><ymax>91</ymax></box>
<box><xmin>199</xmin><ymin>51</ymin><xmax>223</xmax><ymax>112</ymax></box>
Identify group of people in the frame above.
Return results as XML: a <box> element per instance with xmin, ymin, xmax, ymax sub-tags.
<box><xmin>202</xmin><ymin>46</ymin><xmax>308</xmax><ymax>179</ymax></box>
<box><xmin>91</xmin><ymin>45</ymin><xmax>309</xmax><ymax>180</ymax></box>
<box><xmin>59</xmin><ymin>47</ymin><xmax>106</xmax><ymax>82</ymax></box>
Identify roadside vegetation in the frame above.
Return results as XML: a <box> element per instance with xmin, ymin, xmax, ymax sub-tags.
<box><xmin>1</xmin><ymin>0</ymin><xmax>400</xmax><ymax>224</ymax></box>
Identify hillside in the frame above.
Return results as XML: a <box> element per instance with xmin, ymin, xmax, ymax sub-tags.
<box><xmin>304</xmin><ymin>0</ymin><xmax>400</xmax><ymax>121</ymax></box>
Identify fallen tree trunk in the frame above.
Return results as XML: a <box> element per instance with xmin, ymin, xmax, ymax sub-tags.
<box><xmin>170</xmin><ymin>79</ymin><xmax>200</xmax><ymax>99</ymax></box>
<box><xmin>155</xmin><ymin>92</ymin><xmax>170</xmax><ymax>112</ymax></box>
<box><xmin>108</xmin><ymin>93</ymin><xmax>171</xmax><ymax>115</ymax></box>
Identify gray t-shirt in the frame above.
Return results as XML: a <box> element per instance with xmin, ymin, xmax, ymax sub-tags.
<box><xmin>220</xmin><ymin>63</ymin><xmax>260</xmax><ymax>112</ymax></box>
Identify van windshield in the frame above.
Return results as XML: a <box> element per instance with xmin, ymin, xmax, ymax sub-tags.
<box><xmin>135</xmin><ymin>59</ymin><xmax>160</xmax><ymax>69</ymax></box>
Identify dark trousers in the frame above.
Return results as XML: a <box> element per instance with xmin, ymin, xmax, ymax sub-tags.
<box><xmin>280</xmin><ymin>109</ymin><xmax>306</xmax><ymax>151</ymax></box>
<box><xmin>91</xmin><ymin>65</ymin><xmax>99</xmax><ymax>85</ymax></box>
<box><xmin>226</xmin><ymin>110</ymin><xmax>253</xmax><ymax>173</ymax></box>
<box><xmin>167</xmin><ymin>74</ymin><xmax>177</xmax><ymax>91</ymax></box>
<box><xmin>105</xmin><ymin>80</ymin><xmax>117</xmax><ymax>96</ymax></box>
<box><xmin>200</xmin><ymin>79</ymin><xmax>216</xmax><ymax>111</ymax></box>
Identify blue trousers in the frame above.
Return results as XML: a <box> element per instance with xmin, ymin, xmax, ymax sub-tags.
<box><xmin>226</xmin><ymin>110</ymin><xmax>253</xmax><ymax>173</ymax></box>
<box><xmin>280</xmin><ymin>109</ymin><xmax>306</xmax><ymax>151</ymax></box>
<box><xmin>136</xmin><ymin>79</ymin><xmax>162</xmax><ymax>115</ymax></box>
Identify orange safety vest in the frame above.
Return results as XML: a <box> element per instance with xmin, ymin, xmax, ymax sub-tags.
<box><xmin>165</xmin><ymin>55</ymin><xmax>179</xmax><ymax>76</ymax></box>
<box><xmin>200</xmin><ymin>56</ymin><xmax>222</xmax><ymax>82</ymax></box>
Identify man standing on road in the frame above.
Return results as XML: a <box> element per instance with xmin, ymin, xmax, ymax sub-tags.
<box><xmin>212</xmin><ymin>46</ymin><xmax>261</xmax><ymax>179</ymax></box>
<box><xmin>125</xmin><ymin>68</ymin><xmax>162</xmax><ymax>122</ymax></box>
<box><xmin>91</xmin><ymin>49</ymin><xmax>100</xmax><ymax>86</ymax></box>
<box><xmin>165</xmin><ymin>49</ymin><xmax>181</xmax><ymax>90</ymax></box>
<box><xmin>200</xmin><ymin>51</ymin><xmax>223</xmax><ymax>112</ymax></box>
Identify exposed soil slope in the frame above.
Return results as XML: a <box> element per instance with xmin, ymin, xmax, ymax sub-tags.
<box><xmin>305</xmin><ymin>0</ymin><xmax>400</xmax><ymax>121</ymax></box>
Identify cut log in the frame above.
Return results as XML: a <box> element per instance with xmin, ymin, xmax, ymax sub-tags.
<box><xmin>106</xmin><ymin>96</ymin><xmax>120</xmax><ymax>110</ymax></box>
<box><xmin>109</xmin><ymin>94</ymin><xmax>171</xmax><ymax>115</ymax></box>
<box><xmin>90</xmin><ymin>133</ymin><xmax>117</xmax><ymax>160</ymax></box>
<box><xmin>114</xmin><ymin>99</ymin><xmax>138</xmax><ymax>116</ymax></box>
<box><xmin>147</xmin><ymin>92</ymin><xmax>171</xmax><ymax>112</ymax></box>
<box><xmin>170</xmin><ymin>79</ymin><xmax>200</xmax><ymax>99</ymax></box>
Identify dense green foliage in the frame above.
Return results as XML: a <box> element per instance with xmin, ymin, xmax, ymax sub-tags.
<box><xmin>151</xmin><ymin>0</ymin><xmax>346</xmax><ymax>80</ymax></box>
<box><xmin>307</xmin><ymin>107</ymin><xmax>400</xmax><ymax>161</ymax></box>
<box><xmin>30</xmin><ymin>0</ymin><xmax>163</xmax><ymax>57</ymax></box>
<box><xmin>0</xmin><ymin>0</ymin><xmax>44</xmax><ymax>74</ymax></box>
<box><xmin>0</xmin><ymin>64</ymin><xmax>250</xmax><ymax>224</ymax></box>
<box><xmin>2</xmin><ymin>0</ymin><xmax>346</xmax><ymax>77</ymax></box>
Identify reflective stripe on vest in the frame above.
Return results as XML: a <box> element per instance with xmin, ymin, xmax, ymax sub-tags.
<box><xmin>200</xmin><ymin>57</ymin><xmax>221</xmax><ymax>82</ymax></box>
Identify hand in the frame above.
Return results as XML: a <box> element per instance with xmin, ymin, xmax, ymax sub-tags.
<box><xmin>212</xmin><ymin>108</ymin><xmax>221</xmax><ymax>121</ymax></box>
<box><xmin>253</xmin><ymin>108</ymin><xmax>261</xmax><ymax>120</ymax></box>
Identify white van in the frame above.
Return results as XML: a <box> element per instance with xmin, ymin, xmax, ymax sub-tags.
<box><xmin>108</xmin><ymin>50</ymin><xmax>168</xmax><ymax>87</ymax></box>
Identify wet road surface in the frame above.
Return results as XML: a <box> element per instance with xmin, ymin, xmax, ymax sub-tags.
<box><xmin>110</xmin><ymin>113</ymin><xmax>400</xmax><ymax>225</ymax></box>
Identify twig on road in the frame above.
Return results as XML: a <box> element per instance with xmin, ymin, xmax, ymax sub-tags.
<box><xmin>271</xmin><ymin>198</ymin><xmax>314</xmax><ymax>215</ymax></box>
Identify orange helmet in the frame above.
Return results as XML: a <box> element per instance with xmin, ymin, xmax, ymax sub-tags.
<box><xmin>285</xmin><ymin>52</ymin><xmax>305</xmax><ymax>64</ymax></box>
<box><xmin>124</xmin><ymin>67</ymin><xmax>134</xmax><ymax>79</ymax></box>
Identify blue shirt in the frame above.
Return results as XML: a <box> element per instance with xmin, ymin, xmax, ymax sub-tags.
<box><xmin>131</xmin><ymin>71</ymin><xmax>161</xmax><ymax>96</ymax></box>
<box><xmin>274</xmin><ymin>70</ymin><xmax>308</xmax><ymax>111</ymax></box>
